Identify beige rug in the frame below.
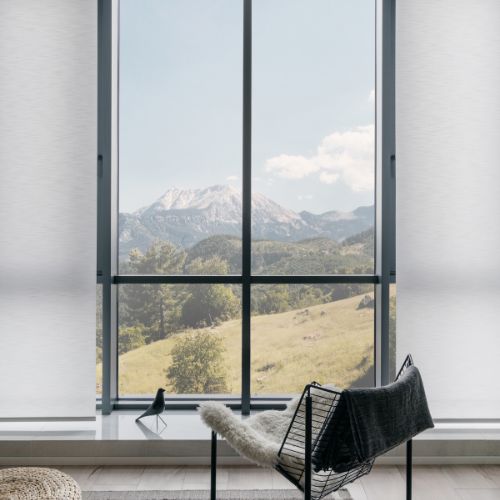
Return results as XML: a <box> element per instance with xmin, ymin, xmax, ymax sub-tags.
<box><xmin>83</xmin><ymin>489</ymin><xmax>352</xmax><ymax>499</ymax></box>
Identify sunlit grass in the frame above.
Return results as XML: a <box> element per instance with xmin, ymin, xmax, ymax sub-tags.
<box><xmin>96</xmin><ymin>292</ymin><xmax>375</xmax><ymax>397</ymax></box>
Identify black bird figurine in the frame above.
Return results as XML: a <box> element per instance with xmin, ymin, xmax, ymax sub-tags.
<box><xmin>135</xmin><ymin>388</ymin><xmax>166</xmax><ymax>426</ymax></box>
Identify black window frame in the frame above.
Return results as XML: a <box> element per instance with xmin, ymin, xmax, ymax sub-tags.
<box><xmin>97</xmin><ymin>0</ymin><xmax>396</xmax><ymax>415</ymax></box>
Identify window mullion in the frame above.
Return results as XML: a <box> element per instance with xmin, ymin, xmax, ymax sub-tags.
<box><xmin>375</xmin><ymin>0</ymin><xmax>396</xmax><ymax>387</ymax></box>
<box><xmin>98</xmin><ymin>0</ymin><xmax>119</xmax><ymax>414</ymax></box>
<box><xmin>241</xmin><ymin>0</ymin><xmax>252</xmax><ymax>416</ymax></box>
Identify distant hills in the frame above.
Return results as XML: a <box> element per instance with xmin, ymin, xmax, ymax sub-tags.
<box><xmin>119</xmin><ymin>185</ymin><xmax>374</xmax><ymax>259</ymax></box>
<box><xmin>182</xmin><ymin>232</ymin><xmax>373</xmax><ymax>275</ymax></box>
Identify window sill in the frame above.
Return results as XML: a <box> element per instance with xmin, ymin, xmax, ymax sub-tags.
<box><xmin>1</xmin><ymin>411</ymin><xmax>500</xmax><ymax>466</ymax></box>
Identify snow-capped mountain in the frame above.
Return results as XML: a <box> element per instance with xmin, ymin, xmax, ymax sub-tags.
<box><xmin>119</xmin><ymin>185</ymin><xmax>373</xmax><ymax>257</ymax></box>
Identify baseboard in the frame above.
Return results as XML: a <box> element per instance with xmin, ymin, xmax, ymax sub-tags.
<box><xmin>0</xmin><ymin>456</ymin><xmax>249</xmax><ymax>466</ymax></box>
<box><xmin>376</xmin><ymin>456</ymin><xmax>500</xmax><ymax>465</ymax></box>
<box><xmin>2</xmin><ymin>455</ymin><xmax>500</xmax><ymax>466</ymax></box>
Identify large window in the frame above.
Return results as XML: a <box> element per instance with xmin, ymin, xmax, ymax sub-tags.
<box><xmin>118</xmin><ymin>0</ymin><xmax>243</xmax><ymax>269</ymax></box>
<box><xmin>97</xmin><ymin>0</ymin><xmax>394</xmax><ymax>412</ymax></box>
<box><xmin>252</xmin><ymin>0</ymin><xmax>375</xmax><ymax>274</ymax></box>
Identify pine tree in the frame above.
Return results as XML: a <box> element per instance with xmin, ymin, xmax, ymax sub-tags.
<box><xmin>120</xmin><ymin>241</ymin><xmax>186</xmax><ymax>342</ymax></box>
<box><xmin>181</xmin><ymin>257</ymin><xmax>239</xmax><ymax>327</ymax></box>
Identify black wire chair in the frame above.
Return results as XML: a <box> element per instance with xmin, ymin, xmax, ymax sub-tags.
<box><xmin>210</xmin><ymin>354</ymin><xmax>417</xmax><ymax>500</ymax></box>
<box><xmin>275</xmin><ymin>382</ymin><xmax>372</xmax><ymax>500</ymax></box>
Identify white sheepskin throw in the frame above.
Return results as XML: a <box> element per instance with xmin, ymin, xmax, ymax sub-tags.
<box><xmin>198</xmin><ymin>385</ymin><xmax>339</xmax><ymax>469</ymax></box>
<box><xmin>198</xmin><ymin>398</ymin><xmax>299</xmax><ymax>468</ymax></box>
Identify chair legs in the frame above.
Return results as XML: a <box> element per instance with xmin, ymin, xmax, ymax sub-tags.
<box><xmin>211</xmin><ymin>431</ymin><xmax>217</xmax><ymax>500</ymax></box>
<box><xmin>304</xmin><ymin>393</ymin><xmax>312</xmax><ymax>500</ymax></box>
<box><xmin>406</xmin><ymin>439</ymin><xmax>412</xmax><ymax>500</ymax></box>
<box><xmin>210</xmin><ymin>401</ymin><xmax>410</xmax><ymax>500</ymax></box>
<box><xmin>302</xmin><ymin>425</ymin><xmax>412</xmax><ymax>500</ymax></box>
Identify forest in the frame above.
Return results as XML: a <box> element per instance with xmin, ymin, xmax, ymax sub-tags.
<box><xmin>96</xmin><ymin>229</ymin><xmax>376</xmax><ymax>395</ymax></box>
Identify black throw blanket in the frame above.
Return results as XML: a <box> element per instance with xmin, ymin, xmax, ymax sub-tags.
<box><xmin>312</xmin><ymin>365</ymin><xmax>434</xmax><ymax>473</ymax></box>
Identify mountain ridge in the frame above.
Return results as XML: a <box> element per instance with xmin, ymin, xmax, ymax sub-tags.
<box><xmin>119</xmin><ymin>185</ymin><xmax>374</xmax><ymax>258</ymax></box>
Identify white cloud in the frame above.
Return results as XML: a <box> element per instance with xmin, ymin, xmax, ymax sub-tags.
<box><xmin>265</xmin><ymin>154</ymin><xmax>319</xmax><ymax>180</ymax></box>
<box><xmin>226</xmin><ymin>175</ymin><xmax>239</xmax><ymax>182</ymax></box>
<box><xmin>298</xmin><ymin>194</ymin><xmax>313</xmax><ymax>200</ymax></box>
<box><xmin>319</xmin><ymin>172</ymin><xmax>339</xmax><ymax>184</ymax></box>
<box><xmin>265</xmin><ymin>125</ymin><xmax>374</xmax><ymax>192</ymax></box>
<box><xmin>368</xmin><ymin>89</ymin><xmax>375</xmax><ymax>104</ymax></box>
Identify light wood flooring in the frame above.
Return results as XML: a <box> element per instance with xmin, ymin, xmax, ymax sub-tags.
<box><xmin>51</xmin><ymin>465</ymin><xmax>500</xmax><ymax>499</ymax></box>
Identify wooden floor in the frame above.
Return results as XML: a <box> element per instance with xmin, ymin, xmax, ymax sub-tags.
<box><xmin>53</xmin><ymin>465</ymin><xmax>500</xmax><ymax>499</ymax></box>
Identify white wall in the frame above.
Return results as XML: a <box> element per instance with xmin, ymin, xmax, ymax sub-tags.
<box><xmin>396</xmin><ymin>0</ymin><xmax>500</xmax><ymax>418</ymax></box>
<box><xmin>0</xmin><ymin>0</ymin><xmax>97</xmax><ymax>418</ymax></box>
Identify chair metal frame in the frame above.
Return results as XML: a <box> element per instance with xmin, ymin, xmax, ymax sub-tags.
<box><xmin>210</xmin><ymin>355</ymin><xmax>415</xmax><ymax>500</ymax></box>
<box><xmin>274</xmin><ymin>382</ymin><xmax>373</xmax><ymax>500</ymax></box>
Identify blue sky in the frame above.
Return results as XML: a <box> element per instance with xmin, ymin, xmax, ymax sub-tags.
<box><xmin>119</xmin><ymin>0</ymin><xmax>375</xmax><ymax>214</ymax></box>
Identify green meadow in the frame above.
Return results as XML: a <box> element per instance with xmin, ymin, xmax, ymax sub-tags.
<box><xmin>97</xmin><ymin>292</ymin><xmax>375</xmax><ymax>397</ymax></box>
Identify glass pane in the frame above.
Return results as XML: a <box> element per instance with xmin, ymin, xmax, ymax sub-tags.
<box><xmin>389</xmin><ymin>284</ymin><xmax>396</xmax><ymax>382</ymax></box>
<box><xmin>251</xmin><ymin>284</ymin><xmax>374</xmax><ymax>396</ymax></box>
<box><xmin>118</xmin><ymin>0</ymin><xmax>243</xmax><ymax>274</ymax></box>
<box><xmin>96</xmin><ymin>284</ymin><xmax>103</xmax><ymax>397</ymax></box>
<box><xmin>119</xmin><ymin>284</ymin><xmax>241</xmax><ymax>397</ymax></box>
<box><xmin>252</xmin><ymin>0</ymin><xmax>375</xmax><ymax>274</ymax></box>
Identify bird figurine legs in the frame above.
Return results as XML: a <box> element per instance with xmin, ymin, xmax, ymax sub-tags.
<box><xmin>157</xmin><ymin>414</ymin><xmax>167</xmax><ymax>426</ymax></box>
<box><xmin>155</xmin><ymin>414</ymin><xmax>167</xmax><ymax>431</ymax></box>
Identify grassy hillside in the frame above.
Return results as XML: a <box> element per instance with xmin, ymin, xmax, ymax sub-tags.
<box><xmin>97</xmin><ymin>292</ymin><xmax>375</xmax><ymax>397</ymax></box>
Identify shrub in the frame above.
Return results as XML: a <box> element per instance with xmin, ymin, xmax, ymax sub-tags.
<box><xmin>167</xmin><ymin>331</ymin><xmax>229</xmax><ymax>393</ymax></box>
<box><xmin>119</xmin><ymin>325</ymin><xmax>146</xmax><ymax>355</ymax></box>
